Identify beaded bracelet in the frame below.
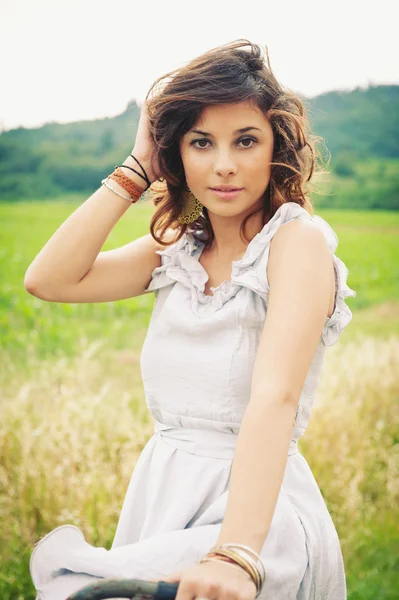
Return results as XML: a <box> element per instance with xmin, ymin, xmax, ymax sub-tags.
<box><xmin>101</xmin><ymin>177</ymin><xmax>134</xmax><ymax>203</ymax></box>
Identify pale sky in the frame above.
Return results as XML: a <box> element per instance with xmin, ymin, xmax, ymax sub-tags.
<box><xmin>0</xmin><ymin>0</ymin><xmax>397</xmax><ymax>132</ymax></box>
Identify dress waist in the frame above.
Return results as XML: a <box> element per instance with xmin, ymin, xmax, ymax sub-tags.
<box><xmin>154</xmin><ymin>420</ymin><xmax>298</xmax><ymax>459</ymax></box>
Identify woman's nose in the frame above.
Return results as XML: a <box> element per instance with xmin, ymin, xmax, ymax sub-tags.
<box><xmin>213</xmin><ymin>150</ymin><xmax>238</xmax><ymax>177</ymax></box>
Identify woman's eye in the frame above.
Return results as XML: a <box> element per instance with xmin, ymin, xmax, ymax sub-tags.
<box><xmin>192</xmin><ymin>138</ymin><xmax>210</xmax><ymax>149</ymax></box>
<box><xmin>191</xmin><ymin>137</ymin><xmax>257</xmax><ymax>149</ymax></box>
<box><xmin>239</xmin><ymin>137</ymin><xmax>256</xmax><ymax>148</ymax></box>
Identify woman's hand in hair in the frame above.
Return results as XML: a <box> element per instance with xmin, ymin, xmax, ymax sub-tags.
<box><xmin>133</xmin><ymin>98</ymin><xmax>161</xmax><ymax>184</ymax></box>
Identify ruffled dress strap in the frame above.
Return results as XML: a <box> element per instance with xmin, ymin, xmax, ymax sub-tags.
<box><xmin>145</xmin><ymin>202</ymin><xmax>356</xmax><ymax>345</ymax></box>
<box><xmin>230</xmin><ymin>202</ymin><xmax>356</xmax><ymax>346</ymax></box>
<box><xmin>145</xmin><ymin>233</ymin><xmax>205</xmax><ymax>293</ymax></box>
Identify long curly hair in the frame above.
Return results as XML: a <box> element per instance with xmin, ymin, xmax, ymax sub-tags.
<box><xmin>144</xmin><ymin>39</ymin><xmax>325</xmax><ymax>249</ymax></box>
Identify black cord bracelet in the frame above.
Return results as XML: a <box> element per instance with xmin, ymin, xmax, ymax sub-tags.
<box><xmin>114</xmin><ymin>164</ymin><xmax>150</xmax><ymax>189</ymax></box>
<box><xmin>130</xmin><ymin>154</ymin><xmax>151</xmax><ymax>188</ymax></box>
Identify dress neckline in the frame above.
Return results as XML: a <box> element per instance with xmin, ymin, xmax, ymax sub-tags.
<box><xmin>147</xmin><ymin>201</ymin><xmax>356</xmax><ymax>334</ymax></box>
<box><xmin>187</xmin><ymin>203</ymin><xmax>290</xmax><ymax>298</ymax></box>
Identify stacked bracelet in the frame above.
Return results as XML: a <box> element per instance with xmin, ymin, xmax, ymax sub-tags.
<box><xmin>100</xmin><ymin>154</ymin><xmax>152</xmax><ymax>204</ymax></box>
<box><xmin>113</xmin><ymin>154</ymin><xmax>152</xmax><ymax>189</ymax></box>
<box><xmin>101</xmin><ymin>174</ymin><xmax>144</xmax><ymax>204</ymax></box>
<box><xmin>200</xmin><ymin>543</ymin><xmax>266</xmax><ymax>597</ymax></box>
<box><xmin>110</xmin><ymin>168</ymin><xmax>147</xmax><ymax>201</ymax></box>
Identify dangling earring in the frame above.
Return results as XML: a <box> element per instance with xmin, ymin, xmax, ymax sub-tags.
<box><xmin>178</xmin><ymin>187</ymin><xmax>203</xmax><ymax>224</ymax></box>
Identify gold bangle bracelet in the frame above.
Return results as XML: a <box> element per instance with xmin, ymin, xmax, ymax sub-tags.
<box><xmin>202</xmin><ymin>548</ymin><xmax>261</xmax><ymax>592</ymax></box>
<box><xmin>200</xmin><ymin>556</ymin><xmax>254</xmax><ymax>579</ymax></box>
<box><xmin>209</xmin><ymin>543</ymin><xmax>266</xmax><ymax>586</ymax></box>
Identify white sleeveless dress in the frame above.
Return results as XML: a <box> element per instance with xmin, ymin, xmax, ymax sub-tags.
<box><xmin>30</xmin><ymin>202</ymin><xmax>356</xmax><ymax>600</ymax></box>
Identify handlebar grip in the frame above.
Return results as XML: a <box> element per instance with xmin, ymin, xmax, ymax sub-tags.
<box><xmin>67</xmin><ymin>578</ymin><xmax>179</xmax><ymax>599</ymax></box>
<box><xmin>154</xmin><ymin>581</ymin><xmax>179</xmax><ymax>599</ymax></box>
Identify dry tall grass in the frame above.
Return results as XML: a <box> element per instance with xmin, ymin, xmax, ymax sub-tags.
<box><xmin>1</xmin><ymin>333</ymin><xmax>398</xmax><ymax>594</ymax></box>
<box><xmin>302</xmin><ymin>335</ymin><xmax>399</xmax><ymax>555</ymax></box>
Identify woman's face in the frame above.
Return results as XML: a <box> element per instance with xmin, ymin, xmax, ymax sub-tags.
<box><xmin>179</xmin><ymin>100</ymin><xmax>274</xmax><ymax>219</ymax></box>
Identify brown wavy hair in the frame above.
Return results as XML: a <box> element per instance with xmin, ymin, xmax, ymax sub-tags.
<box><xmin>144</xmin><ymin>39</ymin><xmax>325</xmax><ymax>249</ymax></box>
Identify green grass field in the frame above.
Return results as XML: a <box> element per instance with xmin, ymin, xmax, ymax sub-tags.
<box><xmin>1</xmin><ymin>198</ymin><xmax>398</xmax><ymax>599</ymax></box>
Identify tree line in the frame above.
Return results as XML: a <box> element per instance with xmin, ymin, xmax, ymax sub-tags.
<box><xmin>0</xmin><ymin>87</ymin><xmax>398</xmax><ymax>209</ymax></box>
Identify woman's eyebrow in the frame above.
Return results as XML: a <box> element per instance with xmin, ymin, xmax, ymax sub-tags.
<box><xmin>189</xmin><ymin>126</ymin><xmax>262</xmax><ymax>136</ymax></box>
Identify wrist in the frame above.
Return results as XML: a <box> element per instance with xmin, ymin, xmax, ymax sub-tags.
<box><xmin>130</xmin><ymin>150</ymin><xmax>158</xmax><ymax>184</ymax></box>
<box><xmin>119</xmin><ymin>155</ymin><xmax>151</xmax><ymax>190</ymax></box>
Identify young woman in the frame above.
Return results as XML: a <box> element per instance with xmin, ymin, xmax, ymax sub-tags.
<box><xmin>26</xmin><ymin>39</ymin><xmax>356</xmax><ymax>600</ymax></box>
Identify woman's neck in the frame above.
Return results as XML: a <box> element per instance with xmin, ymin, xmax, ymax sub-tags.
<box><xmin>206</xmin><ymin>208</ymin><xmax>270</xmax><ymax>260</ymax></box>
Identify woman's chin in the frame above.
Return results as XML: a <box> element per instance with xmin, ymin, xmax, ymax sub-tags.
<box><xmin>206</xmin><ymin>200</ymin><xmax>260</xmax><ymax>219</ymax></box>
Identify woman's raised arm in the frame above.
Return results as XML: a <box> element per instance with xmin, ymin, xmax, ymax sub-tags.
<box><xmin>24</xmin><ymin>101</ymin><xmax>171</xmax><ymax>303</ymax></box>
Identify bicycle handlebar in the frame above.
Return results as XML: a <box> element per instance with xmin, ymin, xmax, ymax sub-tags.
<box><xmin>66</xmin><ymin>577</ymin><xmax>179</xmax><ymax>599</ymax></box>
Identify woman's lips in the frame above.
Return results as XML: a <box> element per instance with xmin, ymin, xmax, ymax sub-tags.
<box><xmin>210</xmin><ymin>188</ymin><xmax>243</xmax><ymax>200</ymax></box>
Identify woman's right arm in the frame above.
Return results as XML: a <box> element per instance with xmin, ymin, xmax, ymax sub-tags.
<box><xmin>24</xmin><ymin>100</ymin><xmax>173</xmax><ymax>303</ymax></box>
<box><xmin>24</xmin><ymin>158</ymin><xmax>168</xmax><ymax>303</ymax></box>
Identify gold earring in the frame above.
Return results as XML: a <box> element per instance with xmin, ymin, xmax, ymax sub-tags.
<box><xmin>178</xmin><ymin>188</ymin><xmax>203</xmax><ymax>224</ymax></box>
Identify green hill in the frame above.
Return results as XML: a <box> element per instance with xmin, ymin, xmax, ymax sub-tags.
<box><xmin>308</xmin><ymin>84</ymin><xmax>399</xmax><ymax>159</ymax></box>
<box><xmin>1</xmin><ymin>86</ymin><xmax>398</xmax><ymax>209</ymax></box>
